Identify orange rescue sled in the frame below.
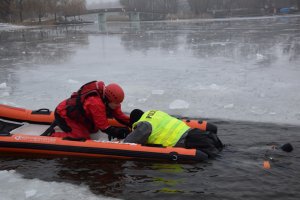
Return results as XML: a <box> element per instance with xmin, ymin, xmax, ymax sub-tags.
<box><xmin>0</xmin><ymin>104</ymin><xmax>216</xmax><ymax>162</ymax></box>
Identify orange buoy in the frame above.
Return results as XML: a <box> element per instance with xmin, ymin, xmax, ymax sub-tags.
<box><xmin>263</xmin><ymin>160</ymin><xmax>271</xmax><ymax>169</ymax></box>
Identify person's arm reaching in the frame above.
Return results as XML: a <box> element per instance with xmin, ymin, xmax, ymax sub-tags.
<box><xmin>124</xmin><ymin>122</ymin><xmax>152</xmax><ymax>145</ymax></box>
<box><xmin>112</xmin><ymin>105</ymin><xmax>130</xmax><ymax>126</ymax></box>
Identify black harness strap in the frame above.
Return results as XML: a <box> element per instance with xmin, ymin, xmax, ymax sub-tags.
<box><xmin>40</xmin><ymin>121</ymin><xmax>57</xmax><ymax>136</ymax></box>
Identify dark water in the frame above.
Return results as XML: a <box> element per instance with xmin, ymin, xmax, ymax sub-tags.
<box><xmin>1</xmin><ymin>119</ymin><xmax>299</xmax><ymax>200</ymax></box>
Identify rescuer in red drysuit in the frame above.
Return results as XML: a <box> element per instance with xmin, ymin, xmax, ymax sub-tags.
<box><xmin>51</xmin><ymin>81</ymin><xmax>130</xmax><ymax>140</ymax></box>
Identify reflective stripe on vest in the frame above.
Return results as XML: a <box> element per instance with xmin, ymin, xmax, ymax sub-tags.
<box><xmin>133</xmin><ymin>110</ymin><xmax>190</xmax><ymax>147</ymax></box>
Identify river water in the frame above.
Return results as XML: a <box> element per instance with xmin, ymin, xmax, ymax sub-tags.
<box><xmin>0</xmin><ymin>15</ymin><xmax>300</xmax><ymax>199</ymax></box>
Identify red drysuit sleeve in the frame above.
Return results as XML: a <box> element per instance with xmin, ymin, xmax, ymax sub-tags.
<box><xmin>83</xmin><ymin>96</ymin><xmax>110</xmax><ymax>131</ymax></box>
<box><xmin>112</xmin><ymin>105</ymin><xmax>130</xmax><ymax>126</ymax></box>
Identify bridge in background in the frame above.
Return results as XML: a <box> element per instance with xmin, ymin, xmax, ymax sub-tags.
<box><xmin>84</xmin><ymin>7</ymin><xmax>167</xmax><ymax>23</ymax></box>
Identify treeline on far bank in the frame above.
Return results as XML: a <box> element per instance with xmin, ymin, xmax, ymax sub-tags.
<box><xmin>120</xmin><ymin>0</ymin><xmax>299</xmax><ymax>19</ymax></box>
<box><xmin>0</xmin><ymin>0</ymin><xmax>299</xmax><ymax>24</ymax></box>
<box><xmin>0</xmin><ymin>0</ymin><xmax>86</xmax><ymax>24</ymax></box>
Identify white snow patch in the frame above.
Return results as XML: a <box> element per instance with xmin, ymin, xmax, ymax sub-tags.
<box><xmin>256</xmin><ymin>53</ymin><xmax>265</xmax><ymax>61</ymax></box>
<box><xmin>137</xmin><ymin>98</ymin><xmax>147</xmax><ymax>103</ymax></box>
<box><xmin>250</xmin><ymin>106</ymin><xmax>266</xmax><ymax>115</ymax></box>
<box><xmin>152</xmin><ymin>90</ymin><xmax>164</xmax><ymax>95</ymax></box>
<box><xmin>209</xmin><ymin>84</ymin><xmax>222</xmax><ymax>90</ymax></box>
<box><xmin>192</xmin><ymin>83</ymin><xmax>226</xmax><ymax>91</ymax></box>
<box><xmin>127</xmin><ymin>102</ymin><xmax>135</xmax><ymax>107</ymax></box>
<box><xmin>1</xmin><ymin>92</ymin><xmax>10</xmax><ymax>97</ymax></box>
<box><xmin>259</xmin><ymin>93</ymin><xmax>266</xmax><ymax>98</ymax></box>
<box><xmin>169</xmin><ymin>99</ymin><xmax>189</xmax><ymax>109</ymax></box>
<box><xmin>0</xmin><ymin>82</ymin><xmax>7</xmax><ymax>89</ymax></box>
<box><xmin>25</xmin><ymin>189</ymin><xmax>37</xmax><ymax>198</ymax></box>
<box><xmin>0</xmin><ymin>23</ymin><xmax>27</xmax><ymax>31</ymax></box>
<box><xmin>0</xmin><ymin>170</ymin><xmax>120</xmax><ymax>200</ymax></box>
<box><xmin>224</xmin><ymin>104</ymin><xmax>234</xmax><ymax>109</ymax></box>
<box><xmin>67</xmin><ymin>79</ymin><xmax>80</xmax><ymax>84</ymax></box>
<box><xmin>193</xmin><ymin>84</ymin><xmax>206</xmax><ymax>90</ymax></box>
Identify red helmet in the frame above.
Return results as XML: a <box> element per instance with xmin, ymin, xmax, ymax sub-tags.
<box><xmin>104</xmin><ymin>83</ymin><xmax>125</xmax><ymax>104</ymax></box>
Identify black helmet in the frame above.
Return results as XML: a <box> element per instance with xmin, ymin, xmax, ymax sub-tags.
<box><xmin>130</xmin><ymin>109</ymin><xmax>144</xmax><ymax>126</ymax></box>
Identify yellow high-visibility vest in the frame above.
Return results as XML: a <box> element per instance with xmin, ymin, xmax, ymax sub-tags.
<box><xmin>133</xmin><ymin>110</ymin><xmax>190</xmax><ymax>146</ymax></box>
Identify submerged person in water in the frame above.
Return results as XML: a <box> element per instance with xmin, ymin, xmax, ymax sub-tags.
<box><xmin>124</xmin><ymin>109</ymin><xmax>224</xmax><ymax>158</ymax></box>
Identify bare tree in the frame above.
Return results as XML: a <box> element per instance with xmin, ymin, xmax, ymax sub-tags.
<box><xmin>70</xmin><ymin>0</ymin><xmax>86</xmax><ymax>19</ymax></box>
<box><xmin>188</xmin><ymin>0</ymin><xmax>209</xmax><ymax>15</ymax></box>
<box><xmin>1</xmin><ymin>0</ymin><xmax>298</xmax><ymax>23</ymax></box>
<box><xmin>24</xmin><ymin>0</ymin><xmax>47</xmax><ymax>22</ymax></box>
<box><xmin>19</xmin><ymin>0</ymin><xmax>23</xmax><ymax>21</ymax></box>
<box><xmin>188</xmin><ymin>0</ymin><xmax>288</xmax><ymax>17</ymax></box>
<box><xmin>0</xmin><ymin>0</ymin><xmax>11</xmax><ymax>22</ymax></box>
<box><xmin>60</xmin><ymin>0</ymin><xmax>86</xmax><ymax>20</ymax></box>
<box><xmin>7</xmin><ymin>0</ymin><xmax>22</xmax><ymax>22</ymax></box>
<box><xmin>47</xmin><ymin>0</ymin><xmax>60</xmax><ymax>22</ymax></box>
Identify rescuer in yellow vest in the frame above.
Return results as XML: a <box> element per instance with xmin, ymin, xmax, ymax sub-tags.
<box><xmin>124</xmin><ymin>109</ymin><xmax>223</xmax><ymax>158</ymax></box>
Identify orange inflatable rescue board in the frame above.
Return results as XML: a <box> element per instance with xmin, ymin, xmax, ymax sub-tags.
<box><xmin>0</xmin><ymin>104</ymin><xmax>124</xmax><ymax>127</ymax></box>
<box><xmin>0</xmin><ymin>104</ymin><xmax>217</xmax><ymax>162</ymax></box>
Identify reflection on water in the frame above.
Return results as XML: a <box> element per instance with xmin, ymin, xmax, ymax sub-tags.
<box><xmin>113</xmin><ymin>18</ymin><xmax>300</xmax><ymax>67</ymax></box>
<box><xmin>1</xmin><ymin>17</ymin><xmax>299</xmax><ymax>91</ymax></box>
<box><xmin>0</xmin><ymin>26</ymin><xmax>89</xmax><ymax>105</ymax></box>
<box><xmin>81</xmin><ymin>16</ymin><xmax>300</xmax><ymax>66</ymax></box>
<box><xmin>0</xmin><ymin>26</ymin><xmax>88</xmax><ymax>66</ymax></box>
<box><xmin>1</xmin><ymin>17</ymin><xmax>299</xmax><ymax>71</ymax></box>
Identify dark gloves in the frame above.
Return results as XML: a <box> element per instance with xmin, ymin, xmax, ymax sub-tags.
<box><xmin>104</xmin><ymin>126</ymin><xmax>131</xmax><ymax>140</ymax></box>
